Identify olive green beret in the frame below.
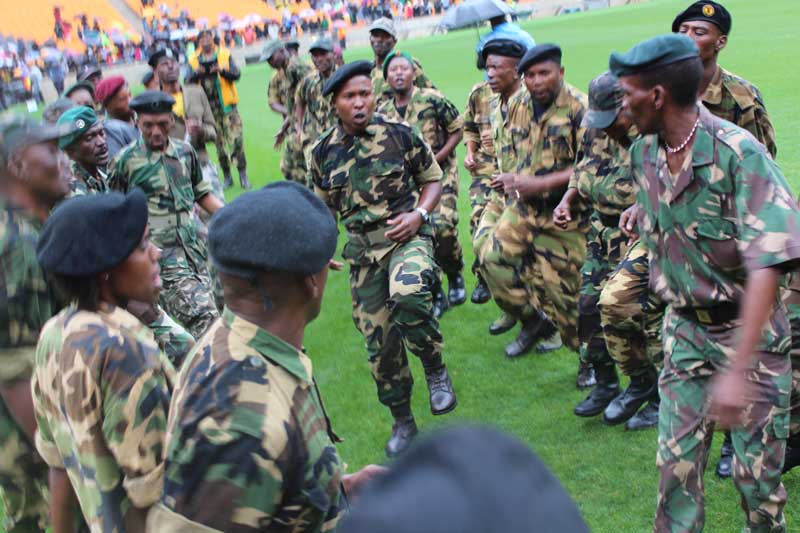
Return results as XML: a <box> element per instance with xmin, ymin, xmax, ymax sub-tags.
<box><xmin>609</xmin><ymin>34</ymin><xmax>699</xmax><ymax>77</ymax></box>
<box><xmin>56</xmin><ymin>105</ymin><xmax>98</xmax><ymax>149</ymax></box>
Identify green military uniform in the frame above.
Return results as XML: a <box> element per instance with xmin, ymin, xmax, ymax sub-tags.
<box><xmin>268</xmin><ymin>56</ymin><xmax>312</xmax><ymax>184</ymax></box>
<box><xmin>108</xmin><ymin>137</ymin><xmax>219</xmax><ymax>339</ymax></box>
<box><xmin>631</xmin><ymin>106</ymin><xmax>800</xmax><ymax>532</ymax></box>
<box><xmin>309</xmin><ymin>114</ymin><xmax>444</xmax><ymax>408</ymax></box>
<box><xmin>378</xmin><ymin>87</ymin><xmax>465</xmax><ymax>277</ymax></box>
<box><xmin>67</xmin><ymin>160</ymin><xmax>107</xmax><ymax>197</ymax></box>
<box><xmin>32</xmin><ymin>303</ymin><xmax>174</xmax><ymax>532</ymax></box>
<box><xmin>149</xmin><ymin>308</ymin><xmax>345</xmax><ymax>532</ymax></box>
<box><xmin>371</xmin><ymin>56</ymin><xmax>434</xmax><ymax>106</ymax></box>
<box><xmin>296</xmin><ymin>68</ymin><xmax>338</xmax><ymax>170</ymax></box>
<box><xmin>477</xmin><ymin>83</ymin><xmax>588</xmax><ymax>351</ymax></box>
<box><xmin>0</xmin><ymin>198</ymin><xmax>51</xmax><ymax>531</ymax></box>
<box><xmin>462</xmin><ymin>81</ymin><xmax>498</xmax><ymax>243</ymax></box>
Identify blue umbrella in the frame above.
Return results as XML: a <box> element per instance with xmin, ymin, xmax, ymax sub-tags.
<box><xmin>440</xmin><ymin>0</ymin><xmax>513</xmax><ymax>30</ymax></box>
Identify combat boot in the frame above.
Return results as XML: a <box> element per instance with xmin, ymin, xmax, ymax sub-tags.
<box><xmin>782</xmin><ymin>434</ymin><xmax>800</xmax><ymax>474</ymax></box>
<box><xmin>715</xmin><ymin>431</ymin><xmax>733</xmax><ymax>478</ymax></box>
<box><xmin>576</xmin><ymin>360</ymin><xmax>596</xmax><ymax>389</ymax></box>
<box><xmin>385</xmin><ymin>415</ymin><xmax>418</xmax><ymax>458</ymax></box>
<box><xmin>489</xmin><ymin>313</ymin><xmax>516</xmax><ymax>335</ymax></box>
<box><xmin>424</xmin><ymin>364</ymin><xmax>457</xmax><ymax>415</ymax></box>
<box><xmin>238</xmin><ymin>169</ymin><xmax>251</xmax><ymax>190</ymax></box>
<box><xmin>505</xmin><ymin>314</ymin><xmax>556</xmax><ymax>358</ymax></box>
<box><xmin>602</xmin><ymin>367</ymin><xmax>658</xmax><ymax>425</ymax></box>
<box><xmin>432</xmin><ymin>283</ymin><xmax>449</xmax><ymax>319</ymax></box>
<box><xmin>223</xmin><ymin>169</ymin><xmax>234</xmax><ymax>189</ymax></box>
<box><xmin>624</xmin><ymin>399</ymin><xmax>659</xmax><ymax>430</ymax></box>
<box><xmin>471</xmin><ymin>276</ymin><xmax>490</xmax><ymax>304</ymax></box>
<box><xmin>447</xmin><ymin>272</ymin><xmax>466</xmax><ymax>306</ymax></box>
<box><xmin>574</xmin><ymin>363</ymin><xmax>620</xmax><ymax>417</ymax></box>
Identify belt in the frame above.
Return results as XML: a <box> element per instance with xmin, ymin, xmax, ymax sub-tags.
<box><xmin>149</xmin><ymin>210</ymin><xmax>194</xmax><ymax>231</ymax></box>
<box><xmin>598</xmin><ymin>213</ymin><xmax>621</xmax><ymax>228</ymax></box>
<box><xmin>677</xmin><ymin>302</ymin><xmax>739</xmax><ymax>326</ymax></box>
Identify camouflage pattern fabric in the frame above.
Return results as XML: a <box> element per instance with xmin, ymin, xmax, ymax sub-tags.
<box><xmin>370</xmin><ymin>57</ymin><xmax>434</xmax><ymax>106</ymax></box>
<box><xmin>212</xmin><ymin>107</ymin><xmax>246</xmax><ymax>173</ymax></box>
<box><xmin>0</xmin><ymin>199</ymin><xmax>52</xmax><ymax>531</ymax></box>
<box><xmin>702</xmin><ymin>65</ymin><xmax>776</xmax><ymax>159</ymax></box>
<box><xmin>782</xmin><ymin>271</ymin><xmax>800</xmax><ymax>437</ymax></box>
<box><xmin>67</xmin><ymin>160</ymin><xmax>107</xmax><ymax>197</ymax></box>
<box><xmin>108</xmin><ymin>137</ymin><xmax>219</xmax><ymax>339</ymax></box>
<box><xmin>151</xmin><ymin>308</ymin><xmax>344</xmax><ymax>532</ymax></box>
<box><xmin>477</xmin><ymin>84</ymin><xmax>588</xmax><ymax>351</ymax></box>
<box><xmin>269</xmin><ymin>56</ymin><xmax>312</xmax><ymax>184</ymax></box>
<box><xmin>148</xmin><ymin>309</ymin><xmax>196</xmax><ymax>368</ymax></box>
<box><xmin>32</xmin><ymin>303</ymin><xmax>174</xmax><ymax>532</ymax></box>
<box><xmin>378</xmin><ymin>87</ymin><xmax>465</xmax><ymax>275</ymax></box>
<box><xmin>633</xmin><ymin>106</ymin><xmax>800</xmax><ymax>531</ymax></box>
<box><xmin>296</xmin><ymin>69</ymin><xmax>338</xmax><ymax>165</ymax></box>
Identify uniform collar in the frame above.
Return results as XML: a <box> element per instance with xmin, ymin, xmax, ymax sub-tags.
<box><xmin>222</xmin><ymin>307</ymin><xmax>313</xmax><ymax>384</ymax></box>
<box><xmin>701</xmin><ymin>64</ymin><xmax>723</xmax><ymax>106</ymax></box>
<box><xmin>334</xmin><ymin>114</ymin><xmax>379</xmax><ymax>142</ymax></box>
<box><xmin>136</xmin><ymin>136</ymin><xmax>180</xmax><ymax>158</ymax></box>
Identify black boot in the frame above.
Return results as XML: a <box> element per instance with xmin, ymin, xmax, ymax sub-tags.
<box><xmin>424</xmin><ymin>364</ymin><xmax>457</xmax><ymax>415</ymax></box>
<box><xmin>576</xmin><ymin>360</ymin><xmax>596</xmax><ymax>389</ymax></box>
<box><xmin>239</xmin><ymin>169</ymin><xmax>251</xmax><ymax>190</ymax></box>
<box><xmin>489</xmin><ymin>313</ymin><xmax>516</xmax><ymax>335</ymax></box>
<box><xmin>504</xmin><ymin>315</ymin><xmax>556</xmax><ymax>358</ymax></box>
<box><xmin>624</xmin><ymin>399</ymin><xmax>660</xmax><ymax>431</ymax></box>
<box><xmin>223</xmin><ymin>169</ymin><xmax>234</xmax><ymax>189</ymax></box>
<box><xmin>782</xmin><ymin>435</ymin><xmax>800</xmax><ymax>474</ymax></box>
<box><xmin>471</xmin><ymin>276</ymin><xmax>490</xmax><ymax>304</ymax></box>
<box><xmin>574</xmin><ymin>363</ymin><xmax>620</xmax><ymax>417</ymax></box>
<box><xmin>447</xmin><ymin>272</ymin><xmax>466</xmax><ymax>306</ymax></box>
<box><xmin>602</xmin><ymin>369</ymin><xmax>658</xmax><ymax>425</ymax></box>
<box><xmin>432</xmin><ymin>282</ymin><xmax>449</xmax><ymax>319</ymax></box>
<box><xmin>715</xmin><ymin>431</ymin><xmax>733</xmax><ymax>478</ymax></box>
<box><xmin>385</xmin><ymin>415</ymin><xmax>418</xmax><ymax>458</ymax></box>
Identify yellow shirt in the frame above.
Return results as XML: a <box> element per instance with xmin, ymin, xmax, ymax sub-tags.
<box><xmin>172</xmin><ymin>91</ymin><xmax>184</xmax><ymax>118</ymax></box>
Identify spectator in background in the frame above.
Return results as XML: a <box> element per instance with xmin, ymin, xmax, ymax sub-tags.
<box><xmin>95</xmin><ymin>76</ymin><xmax>139</xmax><ymax>159</ymax></box>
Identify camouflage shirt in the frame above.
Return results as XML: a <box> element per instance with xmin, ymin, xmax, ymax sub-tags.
<box><xmin>0</xmin><ymin>199</ymin><xmax>54</xmax><ymax>384</ymax></box>
<box><xmin>67</xmin><ymin>160</ymin><xmax>108</xmax><ymax>197</ymax></box>
<box><xmin>633</xmin><ymin>106</ymin><xmax>800</xmax><ymax>350</ymax></box>
<box><xmin>702</xmin><ymin>65</ymin><xmax>776</xmax><ymax>159</ymax></box>
<box><xmin>491</xmin><ymin>84</ymin><xmax>527</xmax><ymax>174</ymax></box>
<box><xmin>268</xmin><ymin>56</ymin><xmax>312</xmax><ymax>117</ymax></box>
<box><xmin>377</xmin><ymin>86</ymin><xmax>464</xmax><ymax>172</ymax></box>
<box><xmin>296</xmin><ymin>69</ymin><xmax>338</xmax><ymax>148</ymax></box>
<box><xmin>32</xmin><ymin>303</ymin><xmax>175</xmax><ymax>532</ymax></box>
<box><xmin>569</xmin><ymin>127</ymin><xmax>638</xmax><ymax>217</ymax></box>
<box><xmin>152</xmin><ymin>308</ymin><xmax>344</xmax><ymax>532</ymax></box>
<box><xmin>463</xmin><ymin>81</ymin><xmax>498</xmax><ymax>177</ymax></box>
<box><xmin>371</xmin><ymin>56</ymin><xmax>434</xmax><ymax>106</ymax></box>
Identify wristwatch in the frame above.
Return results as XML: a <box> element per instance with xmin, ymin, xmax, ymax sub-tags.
<box><xmin>414</xmin><ymin>207</ymin><xmax>430</xmax><ymax>223</ymax></box>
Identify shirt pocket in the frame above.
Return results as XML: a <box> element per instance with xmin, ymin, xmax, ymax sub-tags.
<box><xmin>546</xmin><ymin>124</ymin><xmax>575</xmax><ymax>166</ymax></box>
<box><xmin>694</xmin><ymin>218</ymin><xmax>740</xmax><ymax>269</ymax></box>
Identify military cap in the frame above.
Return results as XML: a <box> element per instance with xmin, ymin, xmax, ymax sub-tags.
<box><xmin>382</xmin><ymin>50</ymin><xmax>413</xmax><ymax>79</ymax></box>
<box><xmin>0</xmin><ymin>115</ymin><xmax>76</xmax><ymax>165</ymax></box>
<box><xmin>322</xmin><ymin>60</ymin><xmax>372</xmax><ymax>97</ymax></box>
<box><xmin>517</xmin><ymin>43</ymin><xmax>562</xmax><ymax>74</ymax></box>
<box><xmin>582</xmin><ymin>71</ymin><xmax>623</xmax><ymax>129</ymax></box>
<box><xmin>56</xmin><ymin>106</ymin><xmax>98</xmax><ymax>149</ymax></box>
<box><xmin>148</xmin><ymin>47</ymin><xmax>176</xmax><ymax>68</ymax></box>
<box><xmin>63</xmin><ymin>80</ymin><xmax>95</xmax><ymax>99</ymax></box>
<box><xmin>94</xmin><ymin>75</ymin><xmax>126</xmax><ymax>105</ymax></box>
<box><xmin>129</xmin><ymin>90</ymin><xmax>176</xmax><ymax>114</ymax></box>
<box><xmin>369</xmin><ymin>17</ymin><xmax>397</xmax><ymax>39</ymax></box>
<box><xmin>42</xmin><ymin>97</ymin><xmax>75</xmax><ymax>125</ymax></box>
<box><xmin>672</xmin><ymin>1</ymin><xmax>731</xmax><ymax>35</ymax></box>
<box><xmin>609</xmin><ymin>34</ymin><xmax>699</xmax><ymax>77</ymax></box>
<box><xmin>285</xmin><ymin>38</ymin><xmax>300</xmax><ymax>50</ymax></box>
<box><xmin>208</xmin><ymin>181</ymin><xmax>337</xmax><ymax>278</ymax></box>
<box><xmin>339</xmin><ymin>426</ymin><xmax>589</xmax><ymax>533</ymax></box>
<box><xmin>479</xmin><ymin>37</ymin><xmax>527</xmax><ymax>69</ymax></box>
<box><xmin>142</xmin><ymin>70</ymin><xmax>155</xmax><ymax>87</ymax></box>
<box><xmin>37</xmin><ymin>189</ymin><xmax>148</xmax><ymax>277</ymax></box>
<box><xmin>260</xmin><ymin>40</ymin><xmax>286</xmax><ymax>62</ymax></box>
<box><xmin>77</xmin><ymin>64</ymin><xmax>102</xmax><ymax>82</ymax></box>
<box><xmin>309</xmin><ymin>37</ymin><xmax>334</xmax><ymax>53</ymax></box>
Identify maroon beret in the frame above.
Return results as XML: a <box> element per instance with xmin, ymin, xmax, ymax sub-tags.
<box><xmin>94</xmin><ymin>76</ymin><xmax>126</xmax><ymax>105</ymax></box>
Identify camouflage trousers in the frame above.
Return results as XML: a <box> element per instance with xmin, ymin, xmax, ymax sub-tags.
<box><xmin>280</xmin><ymin>130</ymin><xmax>308</xmax><ymax>186</ymax></box>
<box><xmin>0</xmin><ymin>399</ymin><xmax>49</xmax><ymax>532</ymax></box>
<box><xmin>213</xmin><ymin>107</ymin><xmax>246</xmax><ymax>173</ymax></box>
<box><xmin>159</xmin><ymin>246</ymin><xmax>219</xmax><ymax>341</ymax></box>
<box><xmin>579</xmin><ymin>215</ymin><xmax>630</xmax><ymax>369</ymax></box>
<box><xmin>432</xmin><ymin>162</ymin><xmax>463</xmax><ymax>276</ymax></box>
<box><xmin>655</xmin><ymin>308</ymin><xmax>789</xmax><ymax>532</ymax></box>
<box><xmin>475</xmin><ymin>194</ymin><xmax>586</xmax><ymax>351</ymax></box>
<box><xmin>781</xmin><ymin>272</ymin><xmax>800</xmax><ymax>438</ymax></box>
<box><xmin>467</xmin><ymin>174</ymin><xmax>493</xmax><ymax>275</ymax></box>
<box><xmin>348</xmin><ymin>235</ymin><xmax>444</xmax><ymax>408</ymax></box>
<box><xmin>599</xmin><ymin>239</ymin><xmax>665</xmax><ymax>377</ymax></box>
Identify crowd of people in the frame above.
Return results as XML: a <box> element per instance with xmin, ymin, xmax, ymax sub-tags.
<box><xmin>1</xmin><ymin>0</ymin><xmax>799</xmax><ymax>531</ymax></box>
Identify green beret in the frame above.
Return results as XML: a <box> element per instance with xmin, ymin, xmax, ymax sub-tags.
<box><xmin>63</xmin><ymin>80</ymin><xmax>95</xmax><ymax>99</ymax></box>
<box><xmin>285</xmin><ymin>38</ymin><xmax>300</xmax><ymax>50</ymax></box>
<box><xmin>56</xmin><ymin>106</ymin><xmax>98</xmax><ymax>149</ymax></box>
<box><xmin>261</xmin><ymin>40</ymin><xmax>285</xmax><ymax>62</ymax></box>
<box><xmin>609</xmin><ymin>34</ymin><xmax>699</xmax><ymax>77</ymax></box>
<box><xmin>322</xmin><ymin>60</ymin><xmax>373</xmax><ymax>97</ymax></box>
<box><xmin>672</xmin><ymin>1</ymin><xmax>731</xmax><ymax>35</ymax></box>
<box><xmin>129</xmin><ymin>90</ymin><xmax>176</xmax><ymax>115</ymax></box>
<box><xmin>582</xmin><ymin>71</ymin><xmax>623</xmax><ymax>130</ymax></box>
<box><xmin>382</xmin><ymin>50</ymin><xmax>413</xmax><ymax>80</ymax></box>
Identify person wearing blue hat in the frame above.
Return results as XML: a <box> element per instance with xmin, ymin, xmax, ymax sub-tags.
<box><xmin>474</xmin><ymin>14</ymin><xmax>535</xmax><ymax>69</ymax></box>
<box><xmin>33</xmin><ymin>190</ymin><xmax>174</xmax><ymax>532</ymax></box>
<box><xmin>149</xmin><ymin>182</ymin><xmax>385</xmax><ymax>531</ymax></box>
<box><xmin>610</xmin><ymin>33</ymin><xmax>800</xmax><ymax>532</ymax></box>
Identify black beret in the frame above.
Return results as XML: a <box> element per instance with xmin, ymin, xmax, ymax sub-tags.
<box><xmin>77</xmin><ymin>65</ymin><xmax>102</xmax><ymax>82</ymax></box>
<box><xmin>518</xmin><ymin>43</ymin><xmax>562</xmax><ymax>74</ymax></box>
<box><xmin>481</xmin><ymin>38</ymin><xmax>526</xmax><ymax>61</ymax></box>
<box><xmin>208</xmin><ymin>181</ymin><xmax>338</xmax><ymax>278</ymax></box>
<box><xmin>63</xmin><ymin>80</ymin><xmax>95</xmax><ymax>99</ymax></box>
<box><xmin>322</xmin><ymin>60</ymin><xmax>373</xmax><ymax>97</ymax></box>
<box><xmin>129</xmin><ymin>90</ymin><xmax>176</xmax><ymax>114</ymax></box>
<box><xmin>37</xmin><ymin>189</ymin><xmax>148</xmax><ymax>277</ymax></box>
<box><xmin>148</xmin><ymin>47</ymin><xmax>176</xmax><ymax>68</ymax></box>
<box><xmin>141</xmin><ymin>70</ymin><xmax>155</xmax><ymax>86</ymax></box>
<box><xmin>672</xmin><ymin>1</ymin><xmax>731</xmax><ymax>35</ymax></box>
<box><xmin>609</xmin><ymin>34</ymin><xmax>699</xmax><ymax>77</ymax></box>
<box><xmin>339</xmin><ymin>426</ymin><xmax>590</xmax><ymax>533</ymax></box>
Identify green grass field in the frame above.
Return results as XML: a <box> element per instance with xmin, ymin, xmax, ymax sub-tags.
<box><xmin>224</xmin><ymin>0</ymin><xmax>800</xmax><ymax>531</ymax></box>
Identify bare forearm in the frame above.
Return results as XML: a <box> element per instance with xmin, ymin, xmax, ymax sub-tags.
<box><xmin>49</xmin><ymin>468</ymin><xmax>77</xmax><ymax>533</ymax></box>
<box><xmin>435</xmin><ymin>131</ymin><xmax>462</xmax><ymax>165</ymax></box>
<box><xmin>418</xmin><ymin>181</ymin><xmax>442</xmax><ymax>213</ymax></box>
<box><xmin>198</xmin><ymin>193</ymin><xmax>224</xmax><ymax>215</ymax></box>
<box><xmin>270</xmin><ymin>102</ymin><xmax>289</xmax><ymax>117</ymax></box>
<box><xmin>0</xmin><ymin>378</ymin><xmax>36</xmax><ymax>441</ymax></box>
<box><xmin>732</xmin><ymin>267</ymin><xmax>781</xmax><ymax>372</ymax></box>
<box><xmin>519</xmin><ymin>167</ymin><xmax>573</xmax><ymax>193</ymax></box>
<box><xmin>560</xmin><ymin>187</ymin><xmax>579</xmax><ymax>208</ymax></box>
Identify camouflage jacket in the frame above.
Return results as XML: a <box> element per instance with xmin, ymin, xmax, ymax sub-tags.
<box><xmin>152</xmin><ymin>308</ymin><xmax>344</xmax><ymax>532</ymax></box>
<box><xmin>633</xmin><ymin>106</ymin><xmax>800</xmax><ymax>350</ymax></box>
<box><xmin>371</xmin><ymin>56</ymin><xmax>434</xmax><ymax>106</ymax></box>
<box><xmin>309</xmin><ymin>113</ymin><xmax>442</xmax><ymax>264</ymax></box>
<box><xmin>32</xmin><ymin>303</ymin><xmax>175</xmax><ymax>532</ymax></box>
<box><xmin>68</xmin><ymin>160</ymin><xmax>108</xmax><ymax>197</ymax></box>
<box><xmin>569</xmin><ymin>127</ymin><xmax>638</xmax><ymax>217</ymax></box>
<box><xmin>268</xmin><ymin>56</ymin><xmax>312</xmax><ymax>117</ymax></box>
<box><xmin>490</xmin><ymin>84</ymin><xmax>526</xmax><ymax>174</ymax></box>
<box><xmin>108</xmin><ymin>137</ymin><xmax>212</xmax><ymax>267</ymax></box>
<box><xmin>169</xmin><ymin>84</ymin><xmax>217</xmax><ymax>162</ymax></box>
<box><xmin>702</xmin><ymin>65</ymin><xmax>777</xmax><ymax>159</ymax></box>
<box><xmin>296</xmin><ymin>69</ymin><xmax>337</xmax><ymax>148</ymax></box>
<box><xmin>377</xmin><ymin>86</ymin><xmax>464</xmax><ymax>172</ymax></box>
<box><xmin>463</xmin><ymin>81</ymin><xmax>498</xmax><ymax>178</ymax></box>
<box><xmin>0</xmin><ymin>199</ymin><xmax>55</xmax><ymax>383</ymax></box>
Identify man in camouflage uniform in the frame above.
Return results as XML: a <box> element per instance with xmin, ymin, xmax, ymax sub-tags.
<box><xmin>0</xmin><ymin>117</ymin><xmax>74</xmax><ymax>532</ymax></box>
<box><xmin>189</xmin><ymin>31</ymin><xmax>250</xmax><ymax>189</ymax></box>
<box><xmin>149</xmin><ymin>183</ymin><xmax>383</xmax><ymax>532</ymax></box>
<box><xmin>109</xmin><ymin>91</ymin><xmax>224</xmax><ymax>341</ymax></box>
<box><xmin>309</xmin><ymin>61</ymin><xmax>456</xmax><ymax>457</ymax></box>
<box><xmin>264</xmin><ymin>40</ymin><xmax>312</xmax><ymax>184</ymax></box>
<box><xmin>379</xmin><ymin>50</ymin><xmax>466</xmax><ymax>315</ymax></box>
<box><xmin>477</xmin><ymin>43</ymin><xmax>588</xmax><ymax>360</ymax></box>
<box><xmin>56</xmin><ymin>105</ymin><xmax>109</xmax><ymax>197</ymax></box>
<box><xmin>368</xmin><ymin>18</ymin><xmax>435</xmax><ymax>105</ymax></box>
<box><xmin>611</xmin><ymin>34</ymin><xmax>800</xmax><ymax>531</ymax></box>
